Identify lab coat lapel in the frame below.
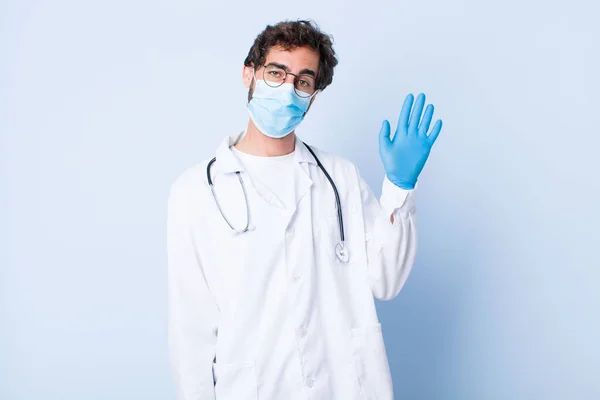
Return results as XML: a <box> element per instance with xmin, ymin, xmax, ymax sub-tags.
<box><xmin>292</xmin><ymin>136</ymin><xmax>316</xmax><ymax>211</ymax></box>
<box><xmin>213</xmin><ymin>130</ymin><xmax>318</xmax><ymax>222</ymax></box>
<box><xmin>212</xmin><ymin>130</ymin><xmax>278</xmax><ymax>209</ymax></box>
<box><xmin>291</xmin><ymin>162</ymin><xmax>313</xmax><ymax>214</ymax></box>
<box><xmin>250</xmin><ymin>133</ymin><xmax>316</xmax><ymax>226</ymax></box>
<box><xmin>212</xmin><ymin>130</ymin><xmax>246</xmax><ymax>178</ymax></box>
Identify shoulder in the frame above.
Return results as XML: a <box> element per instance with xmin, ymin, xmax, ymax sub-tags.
<box><xmin>301</xmin><ymin>143</ymin><xmax>372</xmax><ymax>197</ymax></box>
<box><xmin>302</xmin><ymin>143</ymin><xmax>359</xmax><ymax>176</ymax></box>
<box><xmin>168</xmin><ymin>159</ymin><xmax>212</xmax><ymax>203</ymax></box>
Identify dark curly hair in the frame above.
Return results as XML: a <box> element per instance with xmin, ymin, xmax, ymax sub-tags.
<box><xmin>244</xmin><ymin>20</ymin><xmax>338</xmax><ymax>91</ymax></box>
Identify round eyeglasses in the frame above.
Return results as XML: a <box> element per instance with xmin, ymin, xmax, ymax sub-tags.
<box><xmin>258</xmin><ymin>63</ymin><xmax>318</xmax><ymax>98</ymax></box>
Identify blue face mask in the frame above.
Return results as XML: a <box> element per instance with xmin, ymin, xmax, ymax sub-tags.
<box><xmin>247</xmin><ymin>79</ymin><xmax>313</xmax><ymax>139</ymax></box>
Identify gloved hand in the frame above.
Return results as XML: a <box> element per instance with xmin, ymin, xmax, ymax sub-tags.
<box><xmin>378</xmin><ymin>93</ymin><xmax>443</xmax><ymax>190</ymax></box>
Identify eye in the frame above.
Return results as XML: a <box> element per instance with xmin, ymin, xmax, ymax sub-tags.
<box><xmin>269</xmin><ymin>71</ymin><xmax>282</xmax><ymax>78</ymax></box>
<box><xmin>298</xmin><ymin>77</ymin><xmax>315</xmax><ymax>88</ymax></box>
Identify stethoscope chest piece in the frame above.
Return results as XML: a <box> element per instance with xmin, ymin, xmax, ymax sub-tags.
<box><xmin>335</xmin><ymin>241</ymin><xmax>350</xmax><ymax>263</ymax></box>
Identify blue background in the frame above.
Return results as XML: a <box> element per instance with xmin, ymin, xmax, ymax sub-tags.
<box><xmin>1</xmin><ymin>0</ymin><xmax>599</xmax><ymax>399</ymax></box>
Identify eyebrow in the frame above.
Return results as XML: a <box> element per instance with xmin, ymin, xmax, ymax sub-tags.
<box><xmin>267</xmin><ymin>62</ymin><xmax>317</xmax><ymax>78</ymax></box>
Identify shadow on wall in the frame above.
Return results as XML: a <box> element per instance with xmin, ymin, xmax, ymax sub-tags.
<box><xmin>377</xmin><ymin>197</ymin><xmax>476</xmax><ymax>400</ymax></box>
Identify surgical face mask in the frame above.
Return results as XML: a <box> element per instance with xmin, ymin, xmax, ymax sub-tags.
<box><xmin>247</xmin><ymin>79</ymin><xmax>312</xmax><ymax>139</ymax></box>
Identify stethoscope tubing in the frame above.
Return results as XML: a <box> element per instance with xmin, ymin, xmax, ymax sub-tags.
<box><xmin>206</xmin><ymin>141</ymin><xmax>347</xmax><ymax>261</ymax></box>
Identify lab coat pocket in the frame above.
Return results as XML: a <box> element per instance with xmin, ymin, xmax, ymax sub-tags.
<box><xmin>350</xmin><ymin>323</ymin><xmax>394</xmax><ymax>400</ymax></box>
<box><xmin>213</xmin><ymin>362</ymin><xmax>257</xmax><ymax>400</ymax></box>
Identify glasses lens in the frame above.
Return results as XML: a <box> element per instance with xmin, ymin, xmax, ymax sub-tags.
<box><xmin>294</xmin><ymin>75</ymin><xmax>316</xmax><ymax>98</ymax></box>
<box><xmin>263</xmin><ymin>65</ymin><xmax>286</xmax><ymax>87</ymax></box>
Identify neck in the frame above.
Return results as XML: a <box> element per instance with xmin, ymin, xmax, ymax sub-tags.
<box><xmin>234</xmin><ymin>120</ymin><xmax>296</xmax><ymax>157</ymax></box>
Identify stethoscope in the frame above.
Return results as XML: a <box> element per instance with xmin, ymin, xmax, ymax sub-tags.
<box><xmin>206</xmin><ymin>141</ymin><xmax>349</xmax><ymax>263</ymax></box>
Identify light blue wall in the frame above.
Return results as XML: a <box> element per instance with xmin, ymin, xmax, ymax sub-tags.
<box><xmin>2</xmin><ymin>1</ymin><xmax>598</xmax><ymax>399</ymax></box>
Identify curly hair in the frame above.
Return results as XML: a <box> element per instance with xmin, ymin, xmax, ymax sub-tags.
<box><xmin>244</xmin><ymin>20</ymin><xmax>338</xmax><ymax>91</ymax></box>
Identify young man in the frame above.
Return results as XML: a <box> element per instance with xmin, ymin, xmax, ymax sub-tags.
<box><xmin>167</xmin><ymin>20</ymin><xmax>442</xmax><ymax>400</ymax></box>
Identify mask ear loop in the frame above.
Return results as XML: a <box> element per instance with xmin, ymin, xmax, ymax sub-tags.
<box><xmin>303</xmin><ymin>88</ymin><xmax>320</xmax><ymax>117</ymax></box>
<box><xmin>247</xmin><ymin>67</ymin><xmax>261</xmax><ymax>106</ymax></box>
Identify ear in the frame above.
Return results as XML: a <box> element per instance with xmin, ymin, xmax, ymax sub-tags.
<box><xmin>242</xmin><ymin>64</ymin><xmax>254</xmax><ymax>88</ymax></box>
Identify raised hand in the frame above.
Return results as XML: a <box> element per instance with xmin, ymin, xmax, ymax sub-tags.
<box><xmin>378</xmin><ymin>93</ymin><xmax>443</xmax><ymax>190</ymax></box>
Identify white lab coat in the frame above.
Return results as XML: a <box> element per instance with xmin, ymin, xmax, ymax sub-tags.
<box><xmin>167</xmin><ymin>130</ymin><xmax>417</xmax><ymax>400</ymax></box>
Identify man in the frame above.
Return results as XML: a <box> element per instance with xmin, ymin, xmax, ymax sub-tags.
<box><xmin>167</xmin><ymin>20</ymin><xmax>442</xmax><ymax>400</ymax></box>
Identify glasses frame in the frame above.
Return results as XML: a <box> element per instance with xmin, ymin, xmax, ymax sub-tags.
<box><xmin>255</xmin><ymin>63</ymin><xmax>320</xmax><ymax>99</ymax></box>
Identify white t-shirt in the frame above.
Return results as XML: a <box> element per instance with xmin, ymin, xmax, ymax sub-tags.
<box><xmin>231</xmin><ymin>145</ymin><xmax>297</xmax><ymax>212</ymax></box>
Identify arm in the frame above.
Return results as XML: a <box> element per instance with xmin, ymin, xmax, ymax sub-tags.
<box><xmin>367</xmin><ymin>92</ymin><xmax>442</xmax><ymax>299</ymax></box>
<box><xmin>358</xmin><ymin>168</ymin><xmax>418</xmax><ymax>301</ymax></box>
<box><xmin>167</xmin><ymin>180</ymin><xmax>219</xmax><ymax>400</ymax></box>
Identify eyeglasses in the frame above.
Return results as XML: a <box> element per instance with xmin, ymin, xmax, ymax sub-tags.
<box><xmin>256</xmin><ymin>63</ymin><xmax>318</xmax><ymax>98</ymax></box>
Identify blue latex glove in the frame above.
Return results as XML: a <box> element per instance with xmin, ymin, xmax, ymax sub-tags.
<box><xmin>379</xmin><ymin>93</ymin><xmax>443</xmax><ymax>190</ymax></box>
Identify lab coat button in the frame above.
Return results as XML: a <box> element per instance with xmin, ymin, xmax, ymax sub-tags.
<box><xmin>291</xmin><ymin>275</ymin><xmax>300</xmax><ymax>282</ymax></box>
<box><xmin>305</xmin><ymin>377</ymin><xmax>315</xmax><ymax>388</ymax></box>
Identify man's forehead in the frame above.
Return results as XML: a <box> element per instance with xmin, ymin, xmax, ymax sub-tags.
<box><xmin>264</xmin><ymin>46</ymin><xmax>319</xmax><ymax>70</ymax></box>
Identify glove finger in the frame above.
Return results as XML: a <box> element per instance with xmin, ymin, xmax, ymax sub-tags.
<box><xmin>427</xmin><ymin>119</ymin><xmax>443</xmax><ymax>145</ymax></box>
<box><xmin>379</xmin><ymin>120</ymin><xmax>392</xmax><ymax>149</ymax></box>
<box><xmin>396</xmin><ymin>93</ymin><xmax>414</xmax><ymax>135</ymax></box>
<box><xmin>408</xmin><ymin>93</ymin><xmax>426</xmax><ymax>134</ymax></box>
<box><xmin>419</xmin><ymin>104</ymin><xmax>434</xmax><ymax>137</ymax></box>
